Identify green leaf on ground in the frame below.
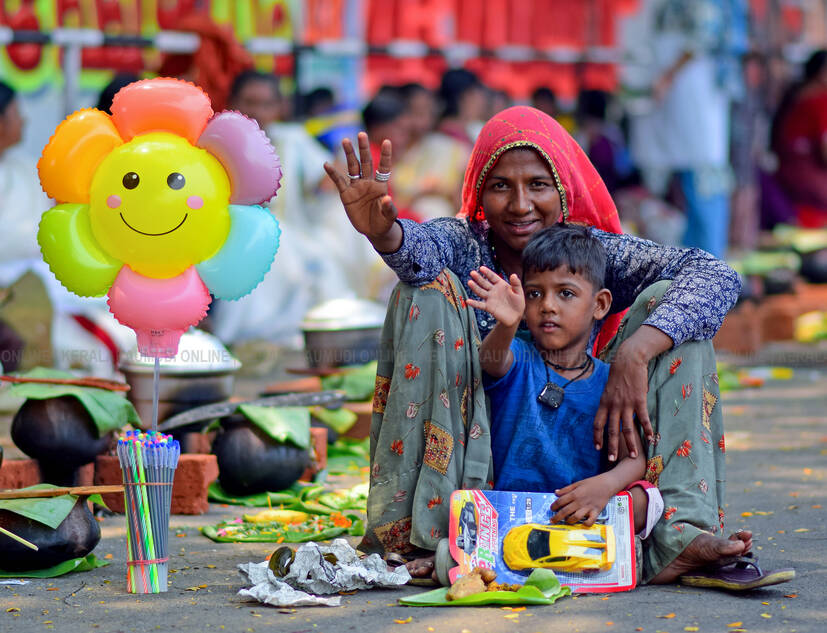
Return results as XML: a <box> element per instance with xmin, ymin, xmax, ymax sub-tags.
<box><xmin>399</xmin><ymin>569</ymin><xmax>570</xmax><ymax>607</ymax></box>
<box><xmin>0</xmin><ymin>553</ymin><xmax>108</xmax><ymax>578</ymax></box>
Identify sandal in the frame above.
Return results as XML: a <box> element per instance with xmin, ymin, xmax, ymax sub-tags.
<box><xmin>679</xmin><ymin>553</ymin><xmax>795</xmax><ymax>591</ymax></box>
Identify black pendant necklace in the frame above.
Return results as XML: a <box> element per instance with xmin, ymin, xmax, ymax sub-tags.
<box><xmin>537</xmin><ymin>354</ymin><xmax>593</xmax><ymax>409</ymax></box>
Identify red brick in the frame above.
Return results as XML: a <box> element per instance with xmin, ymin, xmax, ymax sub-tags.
<box><xmin>75</xmin><ymin>463</ymin><xmax>95</xmax><ymax>487</ymax></box>
<box><xmin>300</xmin><ymin>427</ymin><xmax>328</xmax><ymax>482</ymax></box>
<box><xmin>95</xmin><ymin>454</ymin><xmax>218</xmax><ymax>515</ymax></box>
<box><xmin>714</xmin><ymin>302</ymin><xmax>762</xmax><ymax>355</ymax></box>
<box><xmin>0</xmin><ymin>459</ymin><xmax>41</xmax><ymax>489</ymax></box>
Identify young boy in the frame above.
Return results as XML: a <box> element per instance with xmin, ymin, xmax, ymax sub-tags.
<box><xmin>467</xmin><ymin>224</ymin><xmax>661</xmax><ymax>535</ymax></box>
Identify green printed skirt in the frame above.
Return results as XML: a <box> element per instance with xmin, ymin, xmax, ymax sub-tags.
<box><xmin>361</xmin><ymin>273</ymin><xmax>727</xmax><ymax>584</ymax></box>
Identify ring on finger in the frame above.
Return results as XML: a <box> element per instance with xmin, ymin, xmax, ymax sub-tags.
<box><xmin>348</xmin><ymin>172</ymin><xmax>362</xmax><ymax>180</ymax></box>
<box><xmin>374</xmin><ymin>169</ymin><xmax>391</xmax><ymax>182</ymax></box>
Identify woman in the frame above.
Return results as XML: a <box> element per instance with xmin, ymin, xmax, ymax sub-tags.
<box><xmin>772</xmin><ymin>49</ymin><xmax>827</xmax><ymax>228</ymax></box>
<box><xmin>324</xmin><ymin>107</ymin><xmax>752</xmax><ymax>586</ymax></box>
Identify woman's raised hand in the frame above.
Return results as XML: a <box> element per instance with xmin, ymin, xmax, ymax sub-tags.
<box><xmin>467</xmin><ymin>267</ymin><xmax>524</xmax><ymax>328</ymax></box>
<box><xmin>323</xmin><ymin>132</ymin><xmax>401</xmax><ymax>252</ymax></box>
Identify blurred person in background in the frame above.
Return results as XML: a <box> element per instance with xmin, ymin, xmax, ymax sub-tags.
<box><xmin>363</xmin><ymin>88</ymin><xmax>419</xmax><ymax>222</ymax></box>
<box><xmin>623</xmin><ymin>0</ymin><xmax>749</xmax><ymax>258</ymax></box>
<box><xmin>531</xmin><ymin>86</ymin><xmax>558</xmax><ymax>118</ymax></box>
<box><xmin>0</xmin><ymin>81</ymin><xmax>39</xmax><ymax>370</ymax></box>
<box><xmin>770</xmin><ymin>49</ymin><xmax>827</xmax><ymax>228</ymax></box>
<box><xmin>576</xmin><ymin>89</ymin><xmax>634</xmax><ymax>195</ymax></box>
<box><xmin>0</xmin><ymin>81</ymin><xmax>133</xmax><ymax>375</ymax></box>
<box><xmin>96</xmin><ymin>73</ymin><xmax>140</xmax><ymax>115</ymax></box>
<box><xmin>390</xmin><ymin>83</ymin><xmax>470</xmax><ymax>220</ymax></box>
<box><xmin>210</xmin><ymin>70</ymin><xmax>353</xmax><ymax>348</ymax></box>
<box><xmin>156</xmin><ymin>11</ymin><xmax>252</xmax><ymax>111</ymax></box>
<box><xmin>728</xmin><ymin>52</ymin><xmax>770</xmax><ymax>250</ymax></box>
<box><xmin>304</xmin><ymin>87</ymin><xmax>335</xmax><ymax>117</ymax></box>
<box><xmin>303</xmin><ymin>87</ymin><xmax>362</xmax><ymax>153</ymax></box>
<box><xmin>486</xmin><ymin>88</ymin><xmax>512</xmax><ymax>121</ymax></box>
<box><xmin>437</xmin><ymin>68</ymin><xmax>488</xmax><ymax>146</ymax></box>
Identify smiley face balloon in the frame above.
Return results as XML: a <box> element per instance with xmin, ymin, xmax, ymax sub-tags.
<box><xmin>37</xmin><ymin>78</ymin><xmax>282</xmax><ymax>357</ymax></box>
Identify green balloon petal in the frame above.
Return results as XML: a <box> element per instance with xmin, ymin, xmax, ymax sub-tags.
<box><xmin>38</xmin><ymin>203</ymin><xmax>121</xmax><ymax>297</ymax></box>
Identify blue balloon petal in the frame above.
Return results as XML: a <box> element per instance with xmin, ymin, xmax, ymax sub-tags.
<box><xmin>197</xmin><ymin>205</ymin><xmax>280</xmax><ymax>300</ymax></box>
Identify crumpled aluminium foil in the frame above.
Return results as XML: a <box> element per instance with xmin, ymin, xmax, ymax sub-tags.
<box><xmin>238</xmin><ymin>538</ymin><xmax>411</xmax><ymax>607</ymax></box>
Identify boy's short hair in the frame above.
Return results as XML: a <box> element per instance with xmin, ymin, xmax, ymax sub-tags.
<box><xmin>522</xmin><ymin>223</ymin><xmax>607</xmax><ymax>290</ymax></box>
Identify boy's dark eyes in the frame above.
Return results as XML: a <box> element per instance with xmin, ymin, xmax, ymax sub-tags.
<box><xmin>525</xmin><ymin>289</ymin><xmax>541</xmax><ymax>299</ymax></box>
<box><xmin>560</xmin><ymin>289</ymin><xmax>575</xmax><ymax>298</ymax></box>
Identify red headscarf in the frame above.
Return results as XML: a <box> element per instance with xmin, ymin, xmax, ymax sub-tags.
<box><xmin>459</xmin><ymin>105</ymin><xmax>624</xmax><ymax>353</ymax></box>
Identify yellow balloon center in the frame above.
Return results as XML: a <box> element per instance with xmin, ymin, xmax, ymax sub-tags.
<box><xmin>89</xmin><ymin>132</ymin><xmax>231</xmax><ymax>279</ymax></box>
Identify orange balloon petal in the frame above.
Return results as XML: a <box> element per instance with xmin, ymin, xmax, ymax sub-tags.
<box><xmin>38</xmin><ymin>109</ymin><xmax>123</xmax><ymax>203</ymax></box>
<box><xmin>110</xmin><ymin>78</ymin><xmax>213</xmax><ymax>144</ymax></box>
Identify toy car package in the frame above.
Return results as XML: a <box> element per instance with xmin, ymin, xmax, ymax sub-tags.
<box><xmin>447</xmin><ymin>490</ymin><xmax>636</xmax><ymax>593</ymax></box>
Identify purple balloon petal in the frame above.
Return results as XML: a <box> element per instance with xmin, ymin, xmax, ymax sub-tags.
<box><xmin>197</xmin><ymin>111</ymin><xmax>282</xmax><ymax>205</ymax></box>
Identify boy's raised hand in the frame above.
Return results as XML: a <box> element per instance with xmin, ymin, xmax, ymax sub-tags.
<box><xmin>466</xmin><ymin>266</ymin><xmax>524</xmax><ymax>328</ymax></box>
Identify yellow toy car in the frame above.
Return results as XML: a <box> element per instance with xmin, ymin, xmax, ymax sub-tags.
<box><xmin>502</xmin><ymin>523</ymin><xmax>615</xmax><ymax>572</ymax></box>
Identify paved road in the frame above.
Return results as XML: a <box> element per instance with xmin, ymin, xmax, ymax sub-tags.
<box><xmin>3</xmin><ymin>367</ymin><xmax>826</xmax><ymax>633</ymax></box>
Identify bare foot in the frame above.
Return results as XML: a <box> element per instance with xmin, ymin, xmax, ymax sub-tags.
<box><xmin>405</xmin><ymin>554</ymin><xmax>438</xmax><ymax>582</ymax></box>
<box><xmin>649</xmin><ymin>531</ymin><xmax>753</xmax><ymax>584</ymax></box>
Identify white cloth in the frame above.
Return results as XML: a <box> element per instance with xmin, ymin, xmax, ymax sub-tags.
<box><xmin>211</xmin><ymin>123</ymin><xmax>377</xmax><ymax>345</ymax></box>
<box><xmin>0</xmin><ymin>150</ymin><xmax>133</xmax><ymax>376</ymax></box>
<box><xmin>621</xmin><ymin>0</ymin><xmax>731</xmax><ymax>172</ymax></box>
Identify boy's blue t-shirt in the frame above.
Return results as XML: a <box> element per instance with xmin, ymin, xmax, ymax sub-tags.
<box><xmin>485</xmin><ymin>337</ymin><xmax>610</xmax><ymax>492</ymax></box>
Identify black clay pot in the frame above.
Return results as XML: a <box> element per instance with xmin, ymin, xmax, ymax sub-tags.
<box><xmin>212</xmin><ymin>415</ymin><xmax>310</xmax><ymax>496</ymax></box>
<box><xmin>800</xmin><ymin>247</ymin><xmax>827</xmax><ymax>284</ymax></box>
<box><xmin>0</xmin><ymin>498</ymin><xmax>101</xmax><ymax>571</ymax></box>
<box><xmin>11</xmin><ymin>397</ymin><xmax>113</xmax><ymax>485</ymax></box>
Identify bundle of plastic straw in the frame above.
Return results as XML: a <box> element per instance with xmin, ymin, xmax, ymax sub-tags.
<box><xmin>117</xmin><ymin>431</ymin><xmax>180</xmax><ymax>594</ymax></box>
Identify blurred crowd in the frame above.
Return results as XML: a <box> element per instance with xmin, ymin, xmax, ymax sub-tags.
<box><xmin>1</xmin><ymin>3</ymin><xmax>826</xmax><ymax>373</ymax></box>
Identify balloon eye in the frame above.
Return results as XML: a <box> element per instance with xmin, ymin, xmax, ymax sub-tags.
<box><xmin>167</xmin><ymin>173</ymin><xmax>186</xmax><ymax>190</ymax></box>
<box><xmin>122</xmin><ymin>172</ymin><xmax>140</xmax><ymax>189</ymax></box>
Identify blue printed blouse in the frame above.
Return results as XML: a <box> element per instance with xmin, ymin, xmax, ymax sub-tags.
<box><xmin>380</xmin><ymin>217</ymin><xmax>741</xmax><ymax>347</ymax></box>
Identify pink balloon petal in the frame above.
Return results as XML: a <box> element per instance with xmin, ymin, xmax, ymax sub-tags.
<box><xmin>111</xmin><ymin>78</ymin><xmax>213</xmax><ymax>144</ymax></box>
<box><xmin>196</xmin><ymin>111</ymin><xmax>282</xmax><ymax>205</ymax></box>
<box><xmin>108</xmin><ymin>266</ymin><xmax>211</xmax><ymax>357</ymax></box>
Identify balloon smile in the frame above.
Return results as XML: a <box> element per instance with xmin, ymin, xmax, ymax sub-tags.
<box><xmin>120</xmin><ymin>213</ymin><xmax>188</xmax><ymax>236</ymax></box>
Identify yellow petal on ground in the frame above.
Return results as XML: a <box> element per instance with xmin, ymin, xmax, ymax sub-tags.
<box><xmin>741</xmin><ymin>512</ymin><xmax>753</xmax><ymax>517</ymax></box>
<box><xmin>685</xmin><ymin>627</ymin><xmax>699</xmax><ymax>632</ymax></box>
<box><xmin>727</xmin><ymin>623</ymin><xmax>742</xmax><ymax>628</ymax></box>
<box><xmin>803</xmin><ymin>468</ymin><xmax>812</xmax><ymax>475</ymax></box>
<box><xmin>658</xmin><ymin>613</ymin><xmax>676</xmax><ymax>619</ymax></box>
<box><xmin>793</xmin><ymin>528</ymin><xmax>809</xmax><ymax>532</ymax></box>
<box><xmin>394</xmin><ymin>617</ymin><xmax>412</xmax><ymax>624</ymax></box>
<box><xmin>760</xmin><ymin>613</ymin><xmax>772</xmax><ymax>618</ymax></box>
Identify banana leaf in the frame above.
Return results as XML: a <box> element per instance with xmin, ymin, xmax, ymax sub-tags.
<box><xmin>326</xmin><ymin>437</ymin><xmax>370</xmax><ymax>474</ymax></box>
<box><xmin>309</xmin><ymin>406</ymin><xmax>358</xmax><ymax>433</ymax></box>
<box><xmin>0</xmin><ymin>553</ymin><xmax>108</xmax><ymax>578</ymax></box>
<box><xmin>399</xmin><ymin>568</ymin><xmax>571</xmax><ymax>607</ymax></box>
<box><xmin>6</xmin><ymin>367</ymin><xmax>140</xmax><ymax>436</ymax></box>
<box><xmin>0</xmin><ymin>485</ymin><xmax>80</xmax><ymax>529</ymax></box>
<box><xmin>201</xmin><ymin>514</ymin><xmax>364</xmax><ymax>543</ymax></box>
<box><xmin>238</xmin><ymin>404</ymin><xmax>310</xmax><ymax>450</ymax></box>
<box><xmin>320</xmin><ymin>362</ymin><xmax>377</xmax><ymax>401</ymax></box>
